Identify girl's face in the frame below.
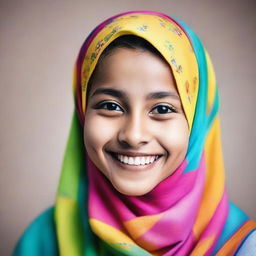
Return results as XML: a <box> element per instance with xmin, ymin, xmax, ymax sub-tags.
<box><xmin>84</xmin><ymin>48</ymin><xmax>189</xmax><ymax>196</ymax></box>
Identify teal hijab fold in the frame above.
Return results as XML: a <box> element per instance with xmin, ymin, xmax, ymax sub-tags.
<box><xmin>13</xmin><ymin>207</ymin><xmax>58</xmax><ymax>255</ymax></box>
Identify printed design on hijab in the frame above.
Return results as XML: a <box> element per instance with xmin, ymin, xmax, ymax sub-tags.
<box><xmin>170</xmin><ymin>56</ymin><xmax>183</xmax><ymax>73</ymax></box>
<box><xmin>157</xmin><ymin>17</ymin><xmax>183</xmax><ymax>37</ymax></box>
<box><xmin>136</xmin><ymin>24</ymin><xmax>148</xmax><ymax>31</ymax></box>
<box><xmin>89</xmin><ymin>26</ymin><xmax>122</xmax><ymax>64</ymax></box>
<box><xmin>164</xmin><ymin>40</ymin><xmax>174</xmax><ymax>51</ymax></box>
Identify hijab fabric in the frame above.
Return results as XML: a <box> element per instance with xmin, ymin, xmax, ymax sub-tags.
<box><xmin>17</xmin><ymin>10</ymin><xmax>256</xmax><ymax>256</ymax></box>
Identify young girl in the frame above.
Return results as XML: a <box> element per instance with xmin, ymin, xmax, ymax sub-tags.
<box><xmin>13</xmin><ymin>11</ymin><xmax>256</xmax><ymax>256</ymax></box>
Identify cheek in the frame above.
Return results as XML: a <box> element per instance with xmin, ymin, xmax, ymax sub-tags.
<box><xmin>83</xmin><ymin>114</ymin><xmax>117</xmax><ymax>152</ymax></box>
<box><xmin>158</xmin><ymin>118</ymin><xmax>189</xmax><ymax>154</ymax></box>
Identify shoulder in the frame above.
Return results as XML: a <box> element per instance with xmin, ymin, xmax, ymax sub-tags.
<box><xmin>213</xmin><ymin>202</ymin><xmax>256</xmax><ymax>255</ymax></box>
<box><xmin>235</xmin><ymin>229</ymin><xmax>256</xmax><ymax>256</ymax></box>
<box><xmin>13</xmin><ymin>207</ymin><xmax>59</xmax><ymax>256</ymax></box>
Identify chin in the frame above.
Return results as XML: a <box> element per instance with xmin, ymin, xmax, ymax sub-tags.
<box><xmin>111</xmin><ymin>180</ymin><xmax>156</xmax><ymax>196</ymax></box>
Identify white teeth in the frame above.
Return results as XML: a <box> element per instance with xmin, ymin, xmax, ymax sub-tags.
<box><xmin>128</xmin><ymin>157</ymin><xmax>134</xmax><ymax>165</ymax></box>
<box><xmin>116</xmin><ymin>154</ymin><xmax>160</xmax><ymax>166</ymax></box>
<box><xmin>134</xmin><ymin>157</ymin><xmax>140</xmax><ymax>165</ymax></box>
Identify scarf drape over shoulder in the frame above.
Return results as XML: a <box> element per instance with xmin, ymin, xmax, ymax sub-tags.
<box><xmin>14</xmin><ymin>11</ymin><xmax>256</xmax><ymax>256</ymax></box>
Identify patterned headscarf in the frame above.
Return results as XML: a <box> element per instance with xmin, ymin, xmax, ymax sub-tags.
<box><xmin>54</xmin><ymin>11</ymin><xmax>256</xmax><ymax>256</ymax></box>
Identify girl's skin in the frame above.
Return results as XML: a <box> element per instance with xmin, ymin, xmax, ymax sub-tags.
<box><xmin>84</xmin><ymin>48</ymin><xmax>189</xmax><ymax>196</ymax></box>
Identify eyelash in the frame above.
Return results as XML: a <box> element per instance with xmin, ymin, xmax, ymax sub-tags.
<box><xmin>93</xmin><ymin>101</ymin><xmax>177</xmax><ymax>115</ymax></box>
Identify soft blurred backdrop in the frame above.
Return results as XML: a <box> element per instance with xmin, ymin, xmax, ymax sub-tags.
<box><xmin>1</xmin><ymin>0</ymin><xmax>255</xmax><ymax>254</ymax></box>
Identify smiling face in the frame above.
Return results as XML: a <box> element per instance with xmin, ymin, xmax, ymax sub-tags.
<box><xmin>84</xmin><ymin>47</ymin><xmax>189</xmax><ymax>196</ymax></box>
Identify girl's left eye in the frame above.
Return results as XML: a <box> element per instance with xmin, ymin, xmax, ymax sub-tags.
<box><xmin>150</xmin><ymin>105</ymin><xmax>177</xmax><ymax>114</ymax></box>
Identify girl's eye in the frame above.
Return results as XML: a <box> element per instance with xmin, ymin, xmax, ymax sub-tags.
<box><xmin>96</xmin><ymin>102</ymin><xmax>123</xmax><ymax>112</ymax></box>
<box><xmin>150</xmin><ymin>105</ymin><xmax>177</xmax><ymax>115</ymax></box>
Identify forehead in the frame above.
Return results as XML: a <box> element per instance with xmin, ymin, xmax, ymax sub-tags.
<box><xmin>90</xmin><ymin>48</ymin><xmax>178</xmax><ymax>95</ymax></box>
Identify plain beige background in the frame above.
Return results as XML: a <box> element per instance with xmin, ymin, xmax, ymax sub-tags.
<box><xmin>1</xmin><ymin>0</ymin><xmax>255</xmax><ymax>255</ymax></box>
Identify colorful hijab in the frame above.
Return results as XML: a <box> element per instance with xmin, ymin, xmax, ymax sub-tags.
<box><xmin>15</xmin><ymin>10</ymin><xmax>256</xmax><ymax>256</ymax></box>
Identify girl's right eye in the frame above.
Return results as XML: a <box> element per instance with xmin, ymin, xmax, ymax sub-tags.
<box><xmin>95</xmin><ymin>101</ymin><xmax>124</xmax><ymax>112</ymax></box>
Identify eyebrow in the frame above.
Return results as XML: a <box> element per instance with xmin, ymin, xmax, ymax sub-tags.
<box><xmin>91</xmin><ymin>87</ymin><xmax>180</xmax><ymax>100</ymax></box>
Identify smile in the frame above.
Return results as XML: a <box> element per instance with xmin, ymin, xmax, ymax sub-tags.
<box><xmin>117</xmin><ymin>154</ymin><xmax>160</xmax><ymax>165</ymax></box>
<box><xmin>107</xmin><ymin>151</ymin><xmax>162</xmax><ymax>166</ymax></box>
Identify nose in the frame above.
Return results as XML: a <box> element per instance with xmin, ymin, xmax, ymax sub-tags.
<box><xmin>117</xmin><ymin>113</ymin><xmax>150</xmax><ymax>148</ymax></box>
